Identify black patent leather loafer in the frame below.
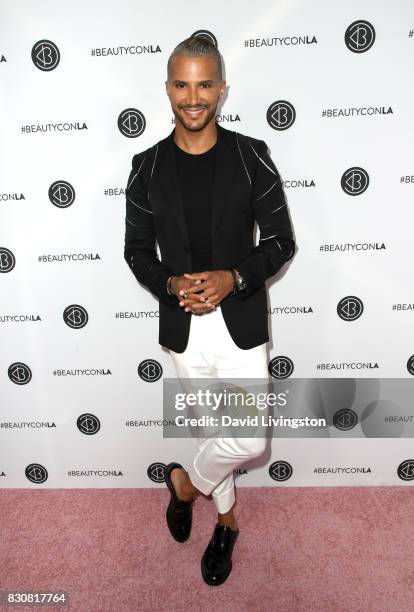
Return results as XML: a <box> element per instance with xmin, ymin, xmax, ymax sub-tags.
<box><xmin>164</xmin><ymin>462</ymin><xmax>193</xmax><ymax>543</ymax></box>
<box><xmin>201</xmin><ymin>523</ymin><xmax>239</xmax><ymax>586</ymax></box>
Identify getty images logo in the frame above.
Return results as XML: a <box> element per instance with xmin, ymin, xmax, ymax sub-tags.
<box><xmin>31</xmin><ymin>40</ymin><xmax>60</xmax><ymax>71</ymax></box>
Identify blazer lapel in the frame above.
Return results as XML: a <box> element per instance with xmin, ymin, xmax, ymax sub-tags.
<box><xmin>210</xmin><ymin>123</ymin><xmax>238</xmax><ymax>240</ymax></box>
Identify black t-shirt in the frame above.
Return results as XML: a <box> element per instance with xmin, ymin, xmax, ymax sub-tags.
<box><xmin>174</xmin><ymin>140</ymin><xmax>217</xmax><ymax>273</ymax></box>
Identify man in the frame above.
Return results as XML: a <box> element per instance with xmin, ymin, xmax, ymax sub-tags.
<box><xmin>124</xmin><ymin>35</ymin><xmax>295</xmax><ymax>586</ymax></box>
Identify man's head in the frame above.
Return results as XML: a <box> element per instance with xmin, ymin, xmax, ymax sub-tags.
<box><xmin>165</xmin><ymin>36</ymin><xmax>226</xmax><ymax>132</ymax></box>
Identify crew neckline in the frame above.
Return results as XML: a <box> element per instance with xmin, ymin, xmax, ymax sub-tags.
<box><xmin>174</xmin><ymin>140</ymin><xmax>217</xmax><ymax>157</ymax></box>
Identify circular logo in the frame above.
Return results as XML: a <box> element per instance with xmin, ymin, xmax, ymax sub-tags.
<box><xmin>341</xmin><ymin>167</ymin><xmax>369</xmax><ymax>196</ymax></box>
<box><xmin>333</xmin><ymin>408</ymin><xmax>358</xmax><ymax>430</ymax></box>
<box><xmin>269</xmin><ymin>460</ymin><xmax>293</xmax><ymax>481</ymax></box>
<box><xmin>118</xmin><ymin>108</ymin><xmax>146</xmax><ymax>138</ymax></box>
<box><xmin>406</xmin><ymin>355</ymin><xmax>414</xmax><ymax>376</ymax></box>
<box><xmin>266</xmin><ymin>100</ymin><xmax>296</xmax><ymax>131</ymax></box>
<box><xmin>147</xmin><ymin>462</ymin><xmax>167</xmax><ymax>483</ymax></box>
<box><xmin>191</xmin><ymin>30</ymin><xmax>218</xmax><ymax>47</ymax></box>
<box><xmin>25</xmin><ymin>463</ymin><xmax>48</xmax><ymax>484</ymax></box>
<box><xmin>345</xmin><ymin>20</ymin><xmax>376</xmax><ymax>53</ymax></box>
<box><xmin>0</xmin><ymin>247</ymin><xmax>16</xmax><ymax>273</ymax></box>
<box><xmin>268</xmin><ymin>356</ymin><xmax>294</xmax><ymax>379</ymax></box>
<box><xmin>337</xmin><ymin>296</ymin><xmax>364</xmax><ymax>321</ymax></box>
<box><xmin>77</xmin><ymin>413</ymin><xmax>101</xmax><ymax>435</ymax></box>
<box><xmin>63</xmin><ymin>304</ymin><xmax>89</xmax><ymax>329</ymax></box>
<box><xmin>8</xmin><ymin>362</ymin><xmax>32</xmax><ymax>385</ymax></box>
<box><xmin>48</xmin><ymin>181</ymin><xmax>75</xmax><ymax>208</ymax></box>
<box><xmin>31</xmin><ymin>40</ymin><xmax>60</xmax><ymax>71</ymax></box>
<box><xmin>138</xmin><ymin>359</ymin><xmax>163</xmax><ymax>382</ymax></box>
<box><xmin>397</xmin><ymin>459</ymin><xmax>414</xmax><ymax>481</ymax></box>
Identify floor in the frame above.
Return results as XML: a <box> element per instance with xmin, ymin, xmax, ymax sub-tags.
<box><xmin>1</xmin><ymin>486</ymin><xmax>413</xmax><ymax>611</ymax></box>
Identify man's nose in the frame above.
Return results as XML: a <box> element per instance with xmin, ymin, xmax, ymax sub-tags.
<box><xmin>187</xmin><ymin>86</ymin><xmax>201</xmax><ymax>107</ymax></box>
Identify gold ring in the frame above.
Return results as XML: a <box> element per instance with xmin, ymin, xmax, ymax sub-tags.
<box><xmin>183</xmin><ymin>292</ymin><xmax>187</xmax><ymax>299</ymax></box>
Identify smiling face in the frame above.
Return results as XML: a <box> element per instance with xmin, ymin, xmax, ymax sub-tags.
<box><xmin>165</xmin><ymin>54</ymin><xmax>226</xmax><ymax>132</ymax></box>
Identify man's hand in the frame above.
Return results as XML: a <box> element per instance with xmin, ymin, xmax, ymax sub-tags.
<box><xmin>169</xmin><ymin>275</ymin><xmax>209</xmax><ymax>313</ymax></box>
<box><xmin>171</xmin><ymin>270</ymin><xmax>234</xmax><ymax>313</ymax></box>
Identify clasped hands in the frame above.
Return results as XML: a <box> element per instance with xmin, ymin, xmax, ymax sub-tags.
<box><xmin>170</xmin><ymin>270</ymin><xmax>234</xmax><ymax>314</ymax></box>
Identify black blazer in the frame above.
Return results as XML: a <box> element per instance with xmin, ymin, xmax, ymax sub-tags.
<box><xmin>124</xmin><ymin>122</ymin><xmax>296</xmax><ymax>353</ymax></box>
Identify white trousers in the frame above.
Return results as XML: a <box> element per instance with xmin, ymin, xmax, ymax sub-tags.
<box><xmin>168</xmin><ymin>305</ymin><xmax>269</xmax><ymax>514</ymax></box>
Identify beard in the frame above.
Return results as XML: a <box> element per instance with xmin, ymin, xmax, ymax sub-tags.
<box><xmin>172</xmin><ymin>103</ymin><xmax>218</xmax><ymax>132</ymax></box>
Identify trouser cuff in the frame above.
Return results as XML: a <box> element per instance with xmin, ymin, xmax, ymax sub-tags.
<box><xmin>212</xmin><ymin>484</ymin><xmax>236</xmax><ymax>514</ymax></box>
<box><xmin>187</xmin><ymin>462</ymin><xmax>216</xmax><ymax>497</ymax></box>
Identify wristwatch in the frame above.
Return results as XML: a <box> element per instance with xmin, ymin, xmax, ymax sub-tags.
<box><xmin>230</xmin><ymin>268</ymin><xmax>246</xmax><ymax>295</ymax></box>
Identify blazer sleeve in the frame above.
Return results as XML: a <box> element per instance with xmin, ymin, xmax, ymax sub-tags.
<box><xmin>124</xmin><ymin>152</ymin><xmax>176</xmax><ymax>307</ymax></box>
<box><xmin>232</xmin><ymin>139</ymin><xmax>296</xmax><ymax>300</ymax></box>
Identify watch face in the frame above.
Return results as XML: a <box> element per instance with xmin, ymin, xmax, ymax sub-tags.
<box><xmin>237</xmin><ymin>275</ymin><xmax>246</xmax><ymax>290</ymax></box>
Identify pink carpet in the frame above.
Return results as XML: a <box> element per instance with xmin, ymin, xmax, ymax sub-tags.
<box><xmin>1</xmin><ymin>487</ymin><xmax>413</xmax><ymax>611</ymax></box>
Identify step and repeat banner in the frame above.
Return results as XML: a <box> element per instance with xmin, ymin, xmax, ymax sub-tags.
<box><xmin>1</xmin><ymin>0</ymin><xmax>414</xmax><ymax>490</ymax></box>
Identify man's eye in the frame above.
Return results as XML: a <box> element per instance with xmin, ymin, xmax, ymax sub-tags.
<box><xmin>201</xmin><ymin>83</ymin><xmax>211</xmax><ymax>88</ymax></box>
<box><xmin>176</xmin><ymin>83</ymin><xmax>185</xmax><ymax>88</ymax></box>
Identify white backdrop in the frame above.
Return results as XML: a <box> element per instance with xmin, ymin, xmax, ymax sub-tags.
<box><xmin>1</xmin><ymin>0</ymin><xmax>414</xmax><ymax>490</ymax></box>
